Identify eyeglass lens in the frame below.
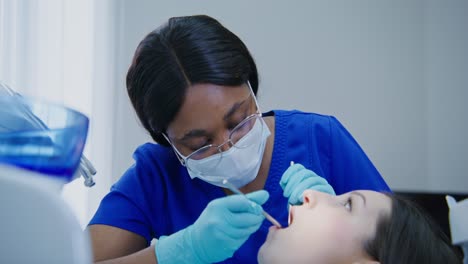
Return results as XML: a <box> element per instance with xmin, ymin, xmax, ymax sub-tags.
<box><xmin>188</xmin><ymin>114</ymin><xmax>261</xmax><ymax>161</ymax></box>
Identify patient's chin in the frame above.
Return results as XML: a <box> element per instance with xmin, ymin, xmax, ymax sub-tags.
<box><xmin>257</xmin><ymin>244</ymin><xmax>271</xmax><ymax>264</ymax></box>
<box><xmin>257</xmin><ymin>240</ymin><xmax>284</xmax><ymax>264</ymax></box>
<box><xmin>258</xmin><ymin>227</ymin><xmax>287</xmax><ymax>263</ymax></box>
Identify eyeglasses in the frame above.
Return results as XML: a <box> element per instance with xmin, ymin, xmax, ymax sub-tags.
<box><xmin>163</xmin><ymin>82</ymin><xmax>263</xmax><ymax>167</ymax></box>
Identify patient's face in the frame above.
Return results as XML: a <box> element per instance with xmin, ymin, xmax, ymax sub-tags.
<box><xmin>258</xmin><ymin>190</ymin><xmax>391</xmax><ymax>264</ymax></box>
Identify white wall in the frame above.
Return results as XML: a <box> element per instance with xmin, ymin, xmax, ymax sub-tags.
<box><xmin>109</xmin><ymin>0</ymin><xmax>468</xmax><ymax>193</ymax></box>
<box><xmin>425</xmin><ymin>1</ymin><xmax>468</xmax><ymax>192</ymax></box>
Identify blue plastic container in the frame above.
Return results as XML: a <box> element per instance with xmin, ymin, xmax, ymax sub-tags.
<box><xmin>0</xmin><ymin>95</ymin><xmax>89</xmax><ymax>182</ymax></box>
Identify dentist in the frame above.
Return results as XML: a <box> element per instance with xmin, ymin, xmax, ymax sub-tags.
<box><xmin>87</xmin><ymin>15</ymin><xmax>390</xmax><ymax>264</ymax></box>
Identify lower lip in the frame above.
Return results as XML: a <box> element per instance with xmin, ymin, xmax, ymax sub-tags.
<box><xmin>289</xmin><ymin>206</ymin><xmax>295</xmax><ymax>226</ymax></box>
<box><xmin>269</xmin><ymin>225</ymin><xmax>280</xmax><ymax>232</ymax></box>
<box><xmin>266</xmin><ymin>225</ymin><xmax>280</xmax><ymax>241</ymax></box>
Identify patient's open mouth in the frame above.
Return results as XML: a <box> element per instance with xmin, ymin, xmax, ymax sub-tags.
<box><xmin>288</xmin><ymin>205</ymin><xmax>294</xmax><ymax>226</ymax></box>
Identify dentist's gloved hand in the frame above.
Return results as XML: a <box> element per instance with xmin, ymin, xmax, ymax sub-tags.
<box><xmin>155</xmin><ymin>190</ymin><xmax>269</xmax><ymax>264</ymax></box>
<box><xmin>280</xmin><ymin>163</ymin><xmax>335</xmax><ymax>205</ymax></box>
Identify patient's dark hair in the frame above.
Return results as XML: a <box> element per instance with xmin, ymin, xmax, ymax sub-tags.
<box><xmin>364</xmin><ymin>194</ymin><xmax>462</xmax><ymax>264</ymax></box>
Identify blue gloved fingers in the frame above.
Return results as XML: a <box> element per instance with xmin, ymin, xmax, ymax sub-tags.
<box><xmin>288</xmin><ymin>188</ymin><xmax>305</xmax><ymax>205</ymax></box>
<box><xmin>222</xmin><ymin>211</ymin><xmax>265</xmax><ymax>229</ymax></box>
<box><xmin>191</xmin><ymin>209</ymin><xmax>264</xmax><ymax>262</ymax></box>
<box><xmin>280</xmin><ymin>162</ymin><xmax>336</xmax><ymax>206</ymax></box>
<box><xmin>302</xmin><ymin>176</ymin><xmax>335</xmax><ymax>195</ymax></box>
<box><xmin>217</xmin><ymin>220</ymin><xmax>263</xmax><ymax>240</ymax></box>
<box><xmin>311</xmin><ymin>183</ymin><xmax>335</xmax><ymax>195</ymax></box>
<box><xmin>289</xmin><ymin>177</ymin><xmax>320</xmax><ymax>204</ymax></box>
<box><xmin>157</xmin><ymin>190</ymin><xmax>270</xmax><ymax>264</ymax></box>
<box><xmin>288</xmin><ymin>177</ymin><xmax>335</xmax><ymax>204</ymax></box>
<box><xmin>283</xmin><ymin>168</ymin><xmax>313</xmax><ymax>198</ymax></box>
<box><xmin>218</xmin><ymin>190</ymin><xmax>268</xmax><ymax>227</ymax></box>
<box><xmin>210</xmin><ymin>193</ymin><xmax>263</xmax><ymax>215</ymax></box>
<box><xmin>157</xmin><ymin>190</ymin><xmax>269</xmax><ymax>264</ymax></box>
<box><xmin>244</xmin><ymin>190</ymin><xmax>269</xmax><ymax>206</ymax></box>
<box><xmin>280</xmin><ymin>163</ymin><xmax>305</xmax><ymax>189</ymax></box>
<box><xmin>209</xmin><ymin>219</ymin><xmax>263</xmax><ymax>247</ymax></box>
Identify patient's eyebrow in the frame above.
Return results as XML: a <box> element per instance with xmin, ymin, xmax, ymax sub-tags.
<box><xmin>351</xmin><ymin>191</ymin><xmax>366</xmax><ymax>207</ymax></box>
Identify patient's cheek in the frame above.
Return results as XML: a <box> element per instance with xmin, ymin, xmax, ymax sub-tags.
<box><xmin>326</xmin><ymin>221</ymin><xmax>354</xmax><ymax>243</ymax></box>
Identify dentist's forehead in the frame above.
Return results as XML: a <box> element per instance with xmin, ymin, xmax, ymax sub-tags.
<box><xmin>167</xmin><ymin>83</ymin><xmax>250</xmax><ymax>138</ymax></box>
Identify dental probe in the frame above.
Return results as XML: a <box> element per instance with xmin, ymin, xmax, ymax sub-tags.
<box><xmin>288</xmin><ymin>161</ymin><xmax>295</xmax><ymax>226</ymax></box>
<box><xmin>222</xmin><ymin>179</ymin><xmax>282</xmax><ymax>228</ymax></box>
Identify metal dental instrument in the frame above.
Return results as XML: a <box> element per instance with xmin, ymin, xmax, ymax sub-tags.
<box><xmin>78</xmin><ymin>155</ymin><xmax>96</xmax><ymax>187</ymax></box>
<box><xmin>288</xmin><ymin>161</ymin><xmax>295</xmax><ymax>226</ymax></box>
<box><xmin>222</xmin><ymin>179</ymin><xmax>282</xmax><ymax>228</ymax></box>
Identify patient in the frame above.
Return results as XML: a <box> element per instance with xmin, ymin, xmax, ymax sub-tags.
<box><xmin>258</xmin><ymin>189</ymin><xmax>462</xmax><ymax>264</ymax></box>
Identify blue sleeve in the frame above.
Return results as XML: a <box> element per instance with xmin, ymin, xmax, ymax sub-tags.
<box><xmin>88</xmin><ymin>147</ymin><xmax>163</xmax><ymax>245</ymax></box>
<box><xmin>327</xmin><ymin>116</ymin><xmax>391</xmax><ymax>194</ymax></box>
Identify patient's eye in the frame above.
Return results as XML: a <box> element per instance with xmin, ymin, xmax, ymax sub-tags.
<box><xmin>344</xmin><ymin>197</ymin><xmax>353</xmax><ymax>212</ymax></box>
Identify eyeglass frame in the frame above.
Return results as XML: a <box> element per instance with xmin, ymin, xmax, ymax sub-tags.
<box><xmin>162</xmin><ymin>81</ymin><xmax>262</xmax><ymax>166</ymax></box>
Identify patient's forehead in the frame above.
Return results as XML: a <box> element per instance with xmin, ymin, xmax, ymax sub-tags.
<box><xmin>359</xmin><ymin>190</ymin><xmax>392</xmax><ymax>213</ymax></box>
<box><xmin>353</xmin><ymin>191</ymin><xmax>392</xmax><ymax>236</ymax></box>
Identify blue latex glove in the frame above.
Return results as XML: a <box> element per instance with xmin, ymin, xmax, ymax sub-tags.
<box><xmin>280</xmin><ymin>163</ymin><xmax>335</xmax><ymax>205</ymax></box>
<box><xmin>155</xmin><ymin>190</ymin><xmax>269</xmax><ymax>264</ymax></box>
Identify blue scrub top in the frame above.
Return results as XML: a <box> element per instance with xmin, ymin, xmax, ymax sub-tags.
<box><xmin>89</xmin><ymin>110</ymin><xmax>390</xmax><ymax>263</ymax></box>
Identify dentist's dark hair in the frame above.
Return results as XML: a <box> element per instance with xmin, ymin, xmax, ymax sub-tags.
<box><xmin>364</xmin><ymin>194</ymin><xmax>462</xmax><ymax>264</ymax></box>
<box><xmin>126</xmin><ymin>15</ymin><xmax>259</xmax><ymax>146</ymax></box>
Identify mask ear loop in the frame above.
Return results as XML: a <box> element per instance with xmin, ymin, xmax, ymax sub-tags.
<box><xmin>246</xmin><ymin>81</ymin><xmax>262</xmax><ymax>116</ymax></box>
<box><xmin>162</xmin><ymin>132</ymin><xmax>187</xmax><ymax>166</ymax></box>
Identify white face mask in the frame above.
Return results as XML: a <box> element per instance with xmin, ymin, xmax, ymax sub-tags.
<box><xmin>182</xmin><ymin>117</ymin><xmax>271</xmax><ymax>188</ymax></box>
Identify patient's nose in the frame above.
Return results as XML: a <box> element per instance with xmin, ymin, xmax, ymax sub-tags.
<box><xmin>302</xmin><ymin>190</ymin><xmax>317</xmax><ymax>208</ymax></box>
<box><xmin>303</xmin><ymin>189</ymin><xmax>334</xmax><ymax>208</ymax></box>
